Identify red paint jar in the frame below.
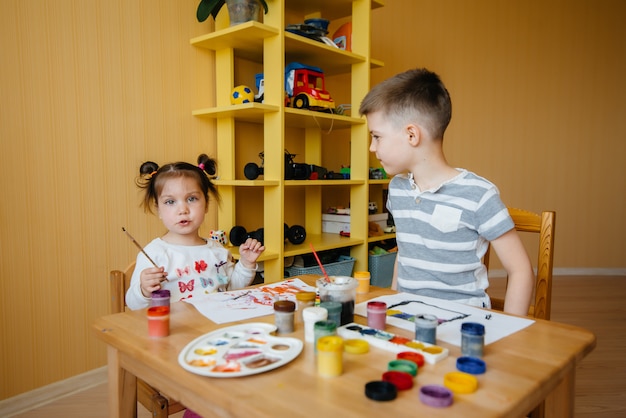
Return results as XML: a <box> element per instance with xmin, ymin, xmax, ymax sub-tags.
<box><xmin>147</xmin><ymin>306</ymin><xmax>170</xmax><ymax>337</ymax></box>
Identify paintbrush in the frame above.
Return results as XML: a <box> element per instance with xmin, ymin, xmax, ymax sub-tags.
<box><xmin>309</xmin><ymin>243</ymin><xmax>331</xmax><ymax>283</ymax></box>
<box><xmin>122</xmin><ymin>227</ymin><xmax>168</xmax><ymax>281</ymax></box>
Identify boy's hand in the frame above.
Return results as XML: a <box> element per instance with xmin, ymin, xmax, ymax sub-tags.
<box><xmin>140</xmin><ymin>266</ymin><xmax>167</xmax><ymax>297</ymax></box>
<box><xmin>239</xmin><ymin>238</ymin><xmax>265</xmax><ymax>269</ymax></box>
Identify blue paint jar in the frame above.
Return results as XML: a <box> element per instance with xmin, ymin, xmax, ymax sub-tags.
<box><xmin>461</xmin><ymin>322</ymin><xmax>485</xmax><ymax>358</ymax></box>
<box><xmin>414</xmin><ymin>314</ymin><xmax>438</xmax><ymax>344</ymax></box>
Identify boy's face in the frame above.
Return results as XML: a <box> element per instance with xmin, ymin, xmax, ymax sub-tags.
<box><xmin>367</xmin><ymin>111</ymin><xmax>414</xmax><ymax>176</ymax></box>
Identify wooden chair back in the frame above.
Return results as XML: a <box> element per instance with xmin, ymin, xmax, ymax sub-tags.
<box><xmin>109</xmin><ymin>262</ymin><xmax>185</xmax><ymax>418</ymax></box>
<box><xmin>485</xmin><ymin>208</ymin><xmax>556</xmax><ymax>320</ymax></box>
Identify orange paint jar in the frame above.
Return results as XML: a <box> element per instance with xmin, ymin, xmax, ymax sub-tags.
<box><xmin>148</xmin><ymin>306</ymin><xmax>170</xmax><ymax>337</ymax></box>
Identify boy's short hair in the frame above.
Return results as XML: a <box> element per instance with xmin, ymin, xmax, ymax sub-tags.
<box><xmin>359</xmin><ymin>68</ymin><xmax>452</xmax><ymax>140</ymax></box>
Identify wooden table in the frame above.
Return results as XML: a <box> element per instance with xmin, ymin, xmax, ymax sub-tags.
<box><xmin>93</xmin><ymin>275</ymin><xmax>596</xmax><ymax>418</ymax></box>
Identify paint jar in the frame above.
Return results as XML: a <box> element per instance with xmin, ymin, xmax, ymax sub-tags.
<box><xmin>295</xmin><ymin>291</ymin><xmax>316</xmax><ymax>325</ymax></box>
<box><xmin>151</xmin><ymin>289</ymin><xmax>170</xmax><ymax>308</ymax></box>
<box><xmin>320</xmin><ymin>301</ymin><xmax>342</xmax><ymax>328</ymax></box>
<box><xmin>273</xmin><ymin>300</ymin><xmax>296</xmax><ymax>334</ymax></box>
<box><xmin>303</xmin><ymin>307</ymin><xmax>328</xmax><ymax>343</ymax></box>
<box><xmin>461</xmin><ymin>322</ymin><xmax>485</xmax><ymax>358</ymax></box>
<box><xmin>317</xmin><ymin>276</ymin><xmax>358</xmax><ymax>325</ymax></box>
<box><xmin>147</xmin><ymin>306</ymin><xmax>170</xmax><ymax>337</ymax></box>
<box><xmin>367</xmin><ymin>301</ymin><xmax>387</xmax><ymax>330</ymax></box>
<box><xmin>317</xmin><ymin>336</ymin><xmax>344</xmax><ymax>377</ymax></box>
<box><xmin>313</xmin><ymin>320</ymin><xmax>337</xmax><ymax>353</ymax></box>
<box><xmin>354</xmin><ymin>271</ymin><xmax>371</xmax><ymax>294</ymax></box>
<box><xmin>414</xmin><ymin>314</ymin><xmax>438</xmax><ymax>344</ymax></box>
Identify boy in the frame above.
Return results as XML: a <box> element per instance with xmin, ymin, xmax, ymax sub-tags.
<box><xmin>359</xmin><ymin>68</ymin><xmax>534</xmax><ymax>316</ymax></box>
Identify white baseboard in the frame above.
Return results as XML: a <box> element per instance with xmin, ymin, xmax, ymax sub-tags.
<box><xmin>489</xmin><ymin>267</ymin><xmax>626</xmax><ymax>278</ymax></box>
<box><xmin>0</xmin><ymin>366</ymin><xmax>107</xmax><ymax>417</ymax></box>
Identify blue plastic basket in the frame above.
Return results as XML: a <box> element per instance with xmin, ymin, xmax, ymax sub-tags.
<box><xmin>285</xmin><ymin>256</ymin><xmax>355</xmax><ymax>278</ymax></box>
<box><xmin>368</xmin><ymin>252</ymin><xmax>397</xmax><ymax>288</ymax></box>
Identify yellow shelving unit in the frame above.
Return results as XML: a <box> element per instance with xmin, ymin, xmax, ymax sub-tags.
<box><xmin>191</xmin><ymin>0</ymin><xmax>385</xmax><ymax>282</ymax></box>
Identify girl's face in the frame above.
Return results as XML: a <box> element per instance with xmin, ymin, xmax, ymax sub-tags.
<box><xmin>367</xmin><ymin>111</ymin><xmax>413</xmax><ymax>176</ymax></box>
<box><xmin>156</xmin><ymin>176</ymin><xmax>207</xmax><ymax>244</ymax></box>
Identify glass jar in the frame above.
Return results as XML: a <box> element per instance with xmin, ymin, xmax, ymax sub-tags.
<box><xmin>414</xmin><ymin>314</ymin><xmax>438</xmax><ymax>344</ymax></box>
<box><xmin>147</xmin><ymin>306</ymin><xmax>170</xmax><ymax>338</ymax></box>
<box><xmin>313</xmin><ymin>320</ymin><xmax>337</xmax><ymax>353</ymax></box>
<box><xmin>295</xmin><ymin>291</ymin><xmax>316</xmax><ymax>325</ymax></box>
<box><xmin>461</xmin><ymin>322</ymin><xmax>485</xmax><ymax>358</ymax></box>
<box><xmin>302</xmin><ymin>307</ymin><xmax>328</xmax><ymax>343</ymax></box>
<box><xmin>367</xmin><ymin>301</ymin><xmax>387</xmax><ymax>330</ymax></box>
<box><xmin>317</xmin><ymin>336</ymin><xmax>344</xmax><ymax>377</ymax></box>
<box><xmin>273</xmin><ymin>300</ymin><xmax>296</xmax><ymax>334</ymax></box>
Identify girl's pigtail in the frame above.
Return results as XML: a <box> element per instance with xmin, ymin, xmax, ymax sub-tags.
<box><xmin>197</xmin><ymin>154</ymin><xmax>220</xmax><ymax>204</ymax></box>
<box><xmin>136</xmin><ymin>161</ymin><xmax>160</xmax><ymax>212</ymax></box>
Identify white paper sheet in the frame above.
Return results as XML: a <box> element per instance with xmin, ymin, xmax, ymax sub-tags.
<box><xmin>354</xmin><ymin>293</ymin><xmax>534</xmax><ymax>346</ymax></box>
<box><xmin>184</xmin><ymin>278</ymin><xmax>316</xmax><ymax>324</ymax></box>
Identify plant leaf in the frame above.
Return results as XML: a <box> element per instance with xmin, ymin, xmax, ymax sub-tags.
<box><xmin>197</xmin><ymin>0</ymin><xmax>222</xmax><ymax>22</ymax></box>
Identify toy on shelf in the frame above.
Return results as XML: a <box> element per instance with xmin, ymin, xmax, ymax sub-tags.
<box><xmin>229</xmin><ymin>224</ymin><xmax>306</xmax><ymax>246</ymax></box>
<box><xmin>230</xmin><ymin>85</ymin><xmax>254</xmax><ymax>105</ymax></box>
<box><xmin>254</xmin><ymin>62</ymin><xmax>335</xmax><ymax>112</ymax></box>
<box><xmin>244</xmin><ymin>151</ymin><xmax>327</xmax><ymax>180</ymax></box>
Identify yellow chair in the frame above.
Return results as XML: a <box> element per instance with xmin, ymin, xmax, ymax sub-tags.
<box><xmin>485</xmin><ymin>208</ymin><xmax>556</xmax><ymax>320</ymax></box>
<box><xmin>485</xmin><ymin>208</ymin><xmax>555</xmax><ymax>418</ymax></box>
<box><xmin>110</xmin><ymin>262</ymin><xmax>186</xmax><ymax>418</ymax></box>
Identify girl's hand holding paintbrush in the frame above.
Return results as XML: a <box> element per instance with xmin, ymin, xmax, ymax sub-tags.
<box><xmin>139</xmin><ymin>266</ymin><xmax>168</xmax><ymax>297</ymax></box>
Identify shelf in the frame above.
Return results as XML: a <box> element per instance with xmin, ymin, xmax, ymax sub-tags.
<box><xmin>283</xmin><ymin>233</ymin><xmax>364</xmax><ymax>258</ymax></box>
<box><xmin>215</xmin><ymin>180</ymin><xmax>280</xmax><ymax>187</ymax></box>
<box><xmin>285</xmin><ymin>107</ymin><xmax>363</xmax><ymax>129</ymax></box>
<box><xmin>368</xmin><ymin>233</ymin><xmax>396</xmax><ymax>244</ymax></box>
<box><xmin>285</xmin><ymin>33</ymin><xmax>366</xmax><ymax>75</ymax></box>
<box><xmin>193</xmin><ymin>103</ymin><xmax>364</xmax><ymax>128</ymax></box>
<box><xmin>286</xmin><ymin>0</ymin><xmax>385</xmax><ymax>21</ymax></box>
<box><xmin>285</xmin><ymin>179</ymin><xmax>364</xmax><ymax>186</ymax></box>
<box><xmin>193</xmin><ymin>103</ymin><xmax>278</xmax><ymax>123</ymax></box>
<box><xmin>369</xmin><ymin>179</ymin><xmax>391</xmax><ymax>185</ymax></box>
<box><xmin>190</xmin><ymin>21</ymin><xmax>278</xmax><ymax>61</ymax></box>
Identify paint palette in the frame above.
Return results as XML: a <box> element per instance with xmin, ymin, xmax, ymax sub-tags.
<box><xmin>337</xmin><ymin>323</ymin><xmax>449</xmax><ymax>364</ymax></box>
<box><xmin>178</xmin><ymin>323</ymin><xmax>303</xmax><ymax>378</ymax></box>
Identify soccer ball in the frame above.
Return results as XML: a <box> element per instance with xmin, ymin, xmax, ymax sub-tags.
<box><xmin>230</xmin><ymin>85</ymin><xmax>254</xmax><ymax>105</ymax></box>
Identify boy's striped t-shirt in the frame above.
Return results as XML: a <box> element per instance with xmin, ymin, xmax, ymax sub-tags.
<box><xmin>387</xmin><ymin>169</ymin><xmax>514</xmax><ymax>307</ymax></box>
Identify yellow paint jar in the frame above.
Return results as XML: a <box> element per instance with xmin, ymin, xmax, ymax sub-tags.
<box><xmin>317</xmin><ymin>336</ymin><xmax>344</xmax><ymax>377</ymax></box>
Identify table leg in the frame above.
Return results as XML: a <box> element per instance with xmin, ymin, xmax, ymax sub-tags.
<box><xmin>544</xmin><ymin>363</ymin><xmax>575</xmax><ymax>418</ymax></box>
<box><xmin>107</xmin><ymin>345</ymin><xmax>138</xmax><ymax>418</ymax></box>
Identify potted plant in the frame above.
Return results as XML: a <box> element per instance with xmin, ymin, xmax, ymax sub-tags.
<box><xmin>197</xmin><ymin>0</ymin><xmax>269</xmax><ymax>26</ymax></box>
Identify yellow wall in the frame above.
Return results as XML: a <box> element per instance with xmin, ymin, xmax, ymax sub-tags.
<box><xmin>0</xmin><ymin>0</ymin><xmax>624</xmax><ymax>399</ymax></box>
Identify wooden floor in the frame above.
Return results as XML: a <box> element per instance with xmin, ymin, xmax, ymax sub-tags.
<box><xmin>11</xmin><ymin>275</ymin><xmax>626</xmax><ymax>418</ymax></box>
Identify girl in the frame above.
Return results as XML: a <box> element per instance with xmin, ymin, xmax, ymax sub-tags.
<box><xmin>125</xmin><ymin>154</ymin><xmax>264</xmax><ymax>310</ymax></box>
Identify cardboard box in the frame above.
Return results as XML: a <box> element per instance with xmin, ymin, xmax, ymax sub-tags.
<box><xmin>322</xmin><ymin>213</ymin><xmax>388</xmax><ymax>233</ymax></box>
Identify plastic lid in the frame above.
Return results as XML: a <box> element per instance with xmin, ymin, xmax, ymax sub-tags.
<box><xmin>319</xmin><ymin>301</ymin><xmax>342</xmax><ymax>313</ymax></box>
<box><xmin>313</xmin><ymin>320</ymin><xmax>337</xmax><ymax>332</ymax></box>
<box><xmin>387</xmin><ymin>359</ymin><xmax>418</xmax><ymax>376</ymax></box>
<box><xmin>456</xmin><ymin>356</ymin><xmax>487</xmax><ymax>374</ymax></box>
<box><xmin>461</xmin><ymin>322</ymin><xmax>485</xmax><ymax>336</ymax></box>
<box><xmin>419</xmin><ymin>385</ymin><xmax>453</xmax><ymax>407</ymax></box>
<box><xmin>367</xmin><ymin>301</ymin><xmax>387</xmax><ymax>311</ymax></box>
<box><xmin>317</xmin><ymin>336</ymin><xmax>343</xmax><ymax>352</ymax></box>
<box><xmin>444</xmin><ymin>372</ymin><xmax>478</xmax><ymax>394</ymax></box>
<box><xmin>302</xmin><ymin>307</ymin><xmax>327</xmax><ymax>321</ymax></box>
<box><xmin>365</xmin><ymin>381</ymin><xmax>397</xmax><ymax>401</ymax></box>
<box><xmin>295</xmin><ymin>291</ymin><xmax>316</xmax><ymax>302</ymax></box>
<box><xmin>273</xmin><ymin>300</ymin><xmax>296</xmax><ymax>313</ymax></box>
<box><xmin>353</xmin><ymin>271</ymin><xmax>371</xmax><ymax>278</ymax></box>
<box><xmin>397</xmin><ymin>351</ymin><xmax>425</xmax><ymax>367</ymax></box>
<box><xmin>382</xmin><ymin>371</ymin><xmax>414</xmax><ymax>391</ymax></box>
<box><xmin>147</xmin><ymin>306</ymin><xmax>170</xmax><ymax>317</ymax></box>
<box><xmin>344</xmin><ymin>339</ymin><xmax>369</xmax><ymax>354</ymax></box>
<box><xmin>152</xmin><ymin>289</ymin><xmax>170</xmax><ymax>298</ymax></box>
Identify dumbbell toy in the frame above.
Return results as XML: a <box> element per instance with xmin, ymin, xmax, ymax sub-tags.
<box><xmin>229</xmin><ymin>224</ymin><xmax>306</xmax><ymax>246</ymax></box>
